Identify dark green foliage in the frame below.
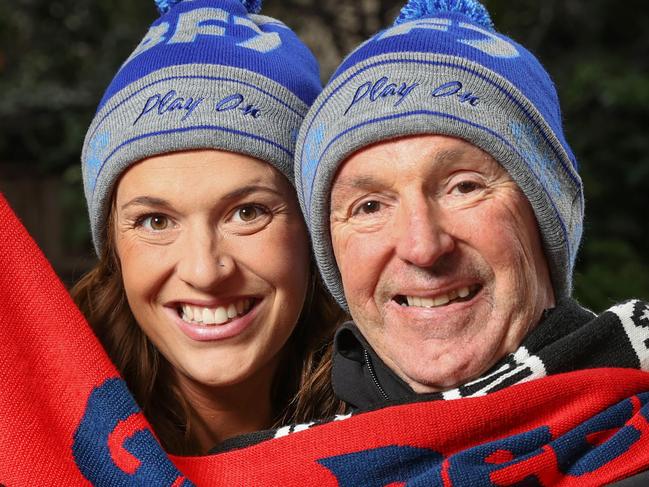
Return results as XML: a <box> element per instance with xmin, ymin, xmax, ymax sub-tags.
<box><xmin>1</xmin><ymin>0</ymin><xmax>647</xmax><ymax>309</ymax></box>
<box><xmin>0</xmin><ymin>0</ymin><xmax>153</xmax><ymax>170</ymax></box>
<box><xmin>486</xmin><ymin>0</ymin><xmax>649</xmax><ymax>308</ymax></box>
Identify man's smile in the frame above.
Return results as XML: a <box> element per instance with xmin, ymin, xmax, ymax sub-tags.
<box><xmin>393</xmin><ymin>284</ymin><xmax>482</xmax><ymax>309</ymax></box>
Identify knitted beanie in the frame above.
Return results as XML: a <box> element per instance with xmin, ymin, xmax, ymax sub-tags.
<box><xmin>295</xmin><ymin>0</ymin><xmax>583</xmax><ymax>307</ymax></box>
<box><xmin>82</xmin><ymin>0</ymin><xmax>321</xmax><ymax>254</ymax></box>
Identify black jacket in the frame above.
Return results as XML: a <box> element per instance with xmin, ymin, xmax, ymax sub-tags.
<box><xmin>332</xmin><ymin>321</ymin><xmax>415</xmax><ymax>411</ymax></box>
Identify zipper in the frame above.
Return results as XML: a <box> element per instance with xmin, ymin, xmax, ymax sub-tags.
<box><xmin>364</xmin><ymin>349</ymin><xmax>389</xmax><ymax>401</ymax></box>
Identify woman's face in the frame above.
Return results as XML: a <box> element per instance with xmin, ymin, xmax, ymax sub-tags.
<box><xmin>113</xmin><ymin>149</ymin><xmax>310</xmax><ymax>392</ymax></box>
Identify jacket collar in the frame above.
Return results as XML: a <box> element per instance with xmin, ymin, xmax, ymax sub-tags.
<box><xmin>332</xmin><ymin>321</ymin><xmax>415</xmax><ymax>411</ymax></box>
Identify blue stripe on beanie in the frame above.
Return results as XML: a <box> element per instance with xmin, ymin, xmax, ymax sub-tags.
<box><xmin>295</xmin><ymin>0</ymin><xmax>583</xmax><ymax>307</ymax></box>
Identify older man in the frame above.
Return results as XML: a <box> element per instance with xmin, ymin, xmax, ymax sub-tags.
<box><xmin>295</xmin><ymin>0</ymin><xmax>649</xmax><ymax>413</ymax></box>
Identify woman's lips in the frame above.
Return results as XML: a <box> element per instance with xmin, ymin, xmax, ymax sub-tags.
<box><xmin>178</xmin><ymin>298</ymin><xmax>254</xmax><ymax>325</ymax></box>
<box><xmin>167</xmin><ymin>298</ymin><xmax>262</xmax><ymax>342</ymax></box>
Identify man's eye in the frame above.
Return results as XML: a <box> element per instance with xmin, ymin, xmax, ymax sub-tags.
<box><xmin>356</xmin><ymin>200</ymin><xmax>381</xmax><ymax>215</ymax></box>
<box><xmin>453</xmin><ymin>181</ymin><xmax>481</xmax><ymax>194</ymax></box>
<box><xmin>233</xmin><ymin>205</ymin><xmax>268</xmax><ymax>222</ymax></box>
<box><xmin>139</xmin><ymin>214</ymin><xmax>170</xmax><ymax>231</ymax></box>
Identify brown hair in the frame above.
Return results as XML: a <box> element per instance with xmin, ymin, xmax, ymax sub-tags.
<box><xmin>71</xmin><ymin>206</ymin><xmax>346</xmax><ymax>455</ymax></box>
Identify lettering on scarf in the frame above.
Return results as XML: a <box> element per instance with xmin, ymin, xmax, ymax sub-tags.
<box><xmin>72</xmin><ymin>378</ymin><xmax>191</xmax><ymax>485</ymax></box>
<box><xmin>345</xmin><ymin>76</ymin><xmax>420</xmax><ymax>115</ymax></box>
<box><xmin>320</xmin><ymin>393</ymin><xmax>649</xmax><ymax>485</ymax></box>
<box><xmin>134</xmin><ymin>90</ymin><xmax>204</xmax><ymax>125</ymax></box>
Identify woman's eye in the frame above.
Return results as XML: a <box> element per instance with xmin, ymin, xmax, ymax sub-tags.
<box><xmin>139</xmin><ymin>214</ymin><xmax>170</xmax><ymax>231</ymax></box>
<box><xmin>233</xmin><ymin>205</ymin><xmax>267</xmax><ymax>222</ymax></box>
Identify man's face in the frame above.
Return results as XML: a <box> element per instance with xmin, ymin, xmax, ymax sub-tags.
<box><xmin>330</xmin><ymin>135</ymin><xmax>555</xmax><ymax>393</ymax></box>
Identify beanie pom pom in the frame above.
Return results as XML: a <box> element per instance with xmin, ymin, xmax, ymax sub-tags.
<box><xmin>155</xmin><ymin>0</ymin><xmax>263</xmax><ymax>15</ymax></box>
<box><xmin>240</xmin><ymin>0</ymin><xmax>263</xmax><ymax>14</ymax></box>
<box><xmin>394</xmin><ymin>0</ymin><xmax>495</xmax><ymax>31</ymax></box>
<box><xmin>154</xmin><ymin>0</ymin><xmax>182</xmax><ymax>14</ymax></box>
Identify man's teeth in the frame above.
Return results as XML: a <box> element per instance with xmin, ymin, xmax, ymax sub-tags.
<box><xmin>404</xmin><ymin>287</ymin><xmax>472</xmax><ymax>308</ymax></box>
<box><xmin>181</xmin><ymin>299</ymin><xmax>253</xmax><ymax>325</ymax></box>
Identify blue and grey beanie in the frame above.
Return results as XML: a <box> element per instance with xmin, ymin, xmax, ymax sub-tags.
<box><xmin>295</xmin><ymin>0</ymin><xmax>583</xmax><ymax>307</ymax></box>
<box><xmin>82</xmin><ymin>0</ymin><xmax>321</xmax><ymax>254</ymax></box>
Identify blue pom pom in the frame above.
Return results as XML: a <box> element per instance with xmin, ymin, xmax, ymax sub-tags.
<box><xmin>155</xmin><ymin>0</ymin><xmax>263</xmax><ymax>15</ymax></box>
<box><xmin>240</xmin><ymin>0</ymin><xmax>263</xmax><ymax>14</ymax></box>
<box><xmin>154</xmin><ymin>0</ymin><xmax>182</xmax><ymax>15</ymax></box>
<box><xmin>394</xmin><ymin>0</ymin><xmax>495</xmax><ymax>32</ymax></box>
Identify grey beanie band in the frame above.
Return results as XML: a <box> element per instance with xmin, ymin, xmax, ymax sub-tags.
<box><xmin>296</xmin><ymin>47</ymin><xmax>583</xmax><ymax>308</ymax></box>
<box><xmin>81</xmin><ymin>0</ymin><xmax>322</xmax><ymax>255</ymax></box>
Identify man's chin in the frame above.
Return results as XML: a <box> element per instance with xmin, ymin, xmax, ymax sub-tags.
<box><xmin>381</xmin><ymin>297</ymin><xmax>481</xmax><ymax>341</ymax></box>
<box><xmin>394</xmin><ymin>355</ymin><xmax>488</xmax><ymax>394</ymax></box>
<box><xmin>377</xmin><ymin>302</ymin><xmax>504</xmax><ymax>392</ymax></box>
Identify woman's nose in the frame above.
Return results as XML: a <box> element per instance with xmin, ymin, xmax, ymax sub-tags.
<box><xmin>176</xmin><ymin>228</ymin><xmax>236</xmax><ymax>291</ymax></box>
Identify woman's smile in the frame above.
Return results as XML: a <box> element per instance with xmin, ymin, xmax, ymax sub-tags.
<box><xmin>165</xmin><ymin>297</ymin><xmax>263</xmax><ymax>342</ymax></box>
<box><xmin>177</xmin><ymin>298</ymin><xmax>256</xmax><ymax>326</ymax></box>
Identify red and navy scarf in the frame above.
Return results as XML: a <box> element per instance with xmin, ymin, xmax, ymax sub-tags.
<box><xmin>2</xmin><ymin>192</ymin><xmax>649</xmax><ymax>486</ymax></box>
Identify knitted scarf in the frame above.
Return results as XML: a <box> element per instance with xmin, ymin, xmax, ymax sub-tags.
<box><xmin>2</xmin><ymin>191</ymin><xmax>649</xmax><ymax>486</ymax></box>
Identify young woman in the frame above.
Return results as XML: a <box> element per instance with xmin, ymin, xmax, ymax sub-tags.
<box><xmin>72</xmin><ymin>0</ymin><xmax>344</xmax><ymax>455</ymax></box>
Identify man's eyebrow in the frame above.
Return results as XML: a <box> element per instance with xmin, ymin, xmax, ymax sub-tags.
<box><xmin>333</xmin><ymin>148</ymin><xmax>467</xmax><ymax>189</ymax></box>
<box><xmin>330</xmin><ymin>175</ymin><xmax>387</xmax><ymax>212</ymax></box>
<box><xmin>432</xmin><ymin>148</ymin><xmax>467</xmax><ymax>165</ymax></box>
<box><xmin>333</xmin><ymin>174</ymin><xmax>386</xmax><ymax>191</ymax></box>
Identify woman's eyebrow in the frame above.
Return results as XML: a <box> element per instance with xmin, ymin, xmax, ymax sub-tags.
<box><xmin>120</xmin><ymin>185</ymin><xmax>285</xmax><ymax>212</ymax></box>
<box><xmin>219</xmin><ymin>184</ymin><xmax>285</xmax><ymax>202</ymax></box>
<box><xmin>120</xmin><ymin>196</ymin><xmax>172</xmax><ymax>211</ymax></box>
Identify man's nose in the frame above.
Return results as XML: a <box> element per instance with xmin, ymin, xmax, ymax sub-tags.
<box><xmin>393</xmin><ymin>198</ymin><xmax>455</xmax><ymax>268</ymax></box>
<box><xmin>176</xmin><ymin>227</ymin><xmax>235</xmax><ymax>291</ymax></box>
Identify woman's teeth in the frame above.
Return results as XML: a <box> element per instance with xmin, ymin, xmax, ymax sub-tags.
<box><xmin>403</xmin><ymin>286</ymin><xmax>474</xmax><ymax>308</ymax></box>
<box><xmin>180</xmin><ymin>299</ymin><xmax>253</xmax><ymax>325</ymax></box>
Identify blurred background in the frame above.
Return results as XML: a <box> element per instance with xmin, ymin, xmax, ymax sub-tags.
<box><xmin>0</xmin><ymin>0</ymin><xmax>647</xmax><ymax>311</ymax></box>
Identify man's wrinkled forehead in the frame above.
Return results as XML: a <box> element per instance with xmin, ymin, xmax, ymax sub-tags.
<box><xmin>330</xmin><ymin>135</ymin><xmax>504</xmax><ymax>205</ymax></box>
